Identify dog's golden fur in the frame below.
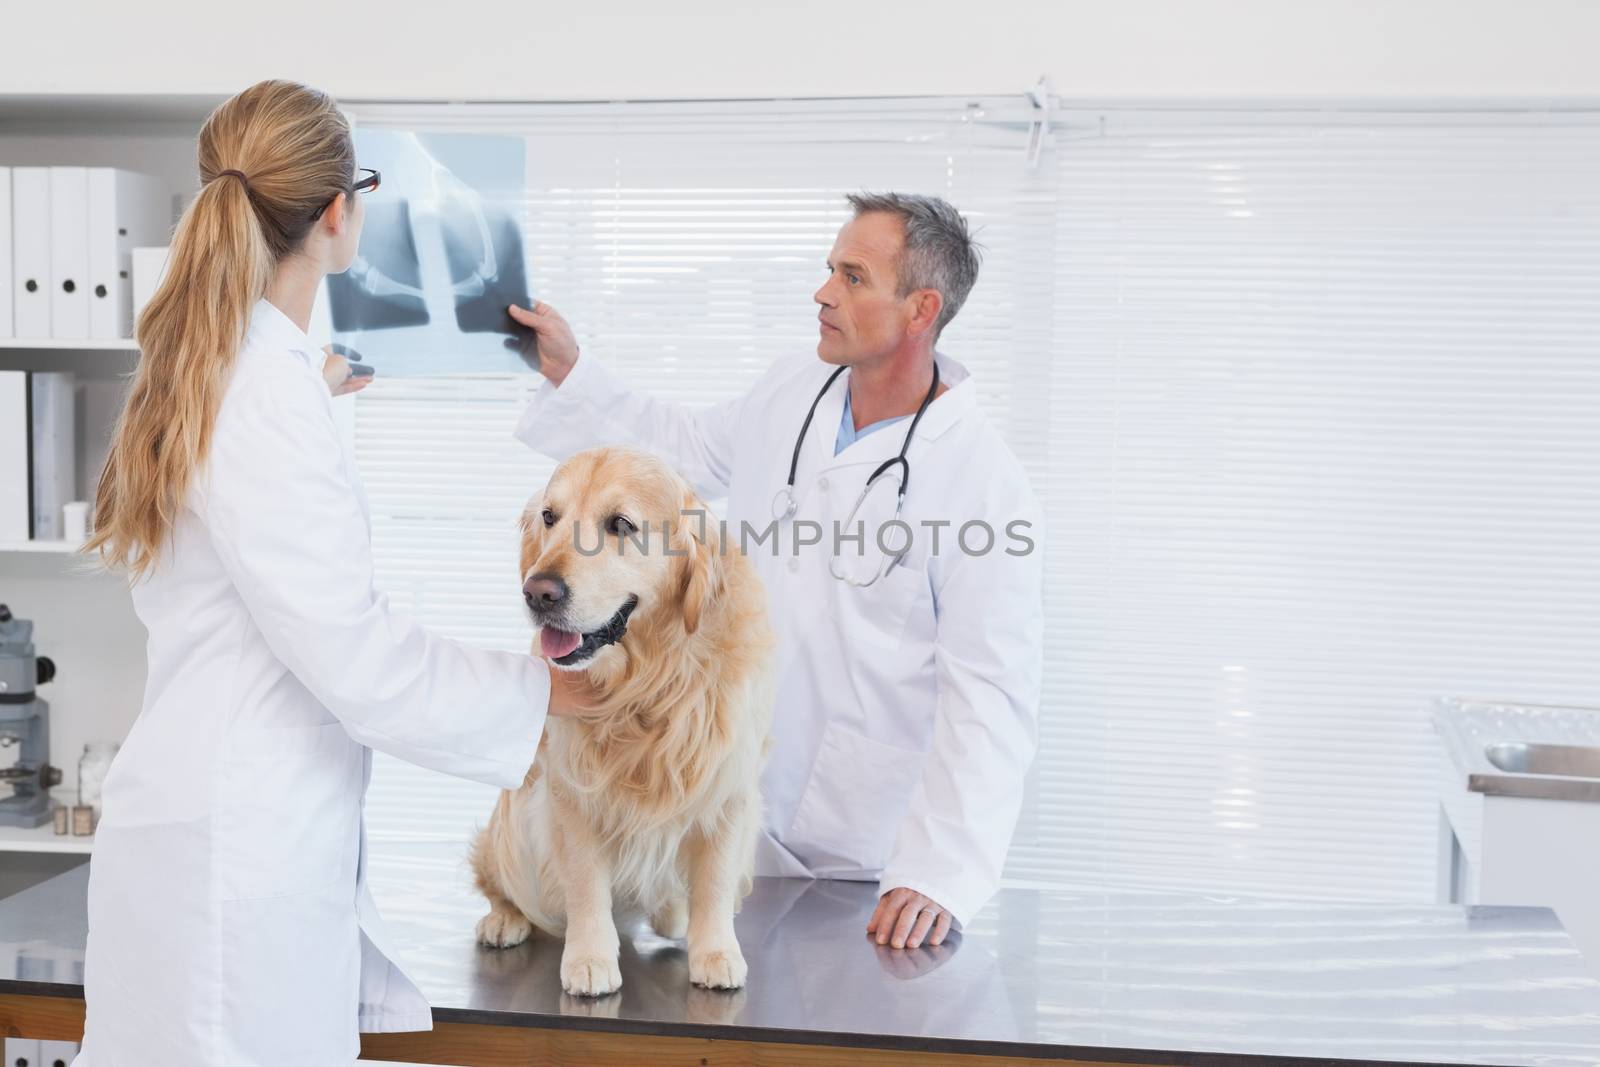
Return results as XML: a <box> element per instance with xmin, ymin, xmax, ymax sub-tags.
<box><xmin>470</xmin><ymin>447</ymin><xmax>774</xmax><ymax>996</ymax></box>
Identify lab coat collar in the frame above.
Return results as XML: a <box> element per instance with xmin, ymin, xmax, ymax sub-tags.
<box><xmin>243</xmin><ymin>297</ymin><xmax>322</xmax><ymax>371</ymax></box>
<box><xmin>840</xmin><ymin>351</ymin><xmax>975</xmax><ymax>442</ymax></box>
<box><xmin>809</xmin><ymin>351</ymin><xmax>979</xmax><ymax>474</ymax></box>
<box><xmin>921</xmin><ymin>351</ymin><xmax>977</xmax><ymax>441</ymax></box>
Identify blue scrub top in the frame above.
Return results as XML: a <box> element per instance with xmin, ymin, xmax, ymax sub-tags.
<box><xmin>834</xmin><ymin>388</ymin><xmax>911</xmax><ymax>455</ymax></box>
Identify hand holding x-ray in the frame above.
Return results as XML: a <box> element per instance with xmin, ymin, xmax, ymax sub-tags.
<box><xmin>321</xmin><ymin>345</ymin><xmax>374</xmax><ymax>397</ymax></box>
<box><xmin>507</xmin><ymin>302</ymin><xmax>577</xmax><ymax>385</ymax></box>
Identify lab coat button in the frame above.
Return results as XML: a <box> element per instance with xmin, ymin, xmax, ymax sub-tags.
<box><xmin>788</xmin><ymin>557</ymin><xmax>800</xmax><ymax>573</ymax></box>
<box><xmin>818</xmin><ymin>477</ymin><xmax>829</xmax><ymax>490</ymax></box>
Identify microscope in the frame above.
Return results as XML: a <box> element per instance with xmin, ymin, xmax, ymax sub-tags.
<box><xmin>0</xmin><ymin>603</ymin><xmax>63</xmax><ymax>827</ymax></box>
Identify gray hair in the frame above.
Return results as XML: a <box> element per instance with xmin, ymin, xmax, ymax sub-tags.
<box><xmin>845</xmin><ymin>191</ymin><xmax>982</xmax><ymax>339</ymax></box>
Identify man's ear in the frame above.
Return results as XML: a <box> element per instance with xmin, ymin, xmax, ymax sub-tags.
<box><xmin>910</xmin><ymin>288</ymin><xmax>944</xmax><ymax>339</ymax></box>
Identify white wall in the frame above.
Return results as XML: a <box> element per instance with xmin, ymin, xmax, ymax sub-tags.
<box><xmin>0</xmin><ymin>556</ymin><xmax>147</xmax><ymax>801</ymax></box>
<box><xmin>0</xmin><ymin>130</ymin><xmax>194</xmax><ymax>796</ymax></box>
<box><xmin>6</xmin><ymin>0</ymin><xmax>1600</xmax><ymax>101</ymax></box>
<box><xmin>4</xmin><ymin>0</ymin><xmax>1598</xmax><ymax>798</ymax></box>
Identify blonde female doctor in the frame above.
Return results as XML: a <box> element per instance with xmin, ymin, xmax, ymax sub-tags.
<box><xmin>76</xmin><ymin>80</ymin><xmax>578</xmax><ymax>1066</ymax></box>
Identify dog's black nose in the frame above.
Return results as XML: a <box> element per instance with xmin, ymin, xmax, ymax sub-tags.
<box><xmin>523</xmin><ymin>573</ymin><xmax>568</xmax><ymax>609</ymax></box>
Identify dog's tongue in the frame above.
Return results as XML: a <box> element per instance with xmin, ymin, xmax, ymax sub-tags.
<box><xmin>540</xmin><ymin>627</ymin><xmax>583</xmax><ymax>660</ymax></box>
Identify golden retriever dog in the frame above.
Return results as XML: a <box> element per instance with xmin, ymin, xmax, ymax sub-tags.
<box><xmin>470</xmin><ymin>446</ymin><xmax>775</xmax><ymax>997</ymax></box>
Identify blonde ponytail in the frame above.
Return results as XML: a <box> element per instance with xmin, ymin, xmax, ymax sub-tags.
<box><xmin>86</xmin><ymin>81</ymin><xmax>354</xmax><ymax>577</ymax></box>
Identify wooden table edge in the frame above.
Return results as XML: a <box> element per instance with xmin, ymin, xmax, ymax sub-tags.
<box><xmin>0</xmin><ymin>990</ymin><xmax>1150</xmax><ymax>1067</ymax></box>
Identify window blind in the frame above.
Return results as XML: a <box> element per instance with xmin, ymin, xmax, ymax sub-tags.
<box><xmin>348</xmin><ymin>99</ymin><xmax>1600</xmax><ymax>906</ymax></box>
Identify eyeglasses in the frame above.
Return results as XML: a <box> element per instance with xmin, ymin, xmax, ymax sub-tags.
<box><xmin>311</xmin><ymin>167</ymin><xmax>381</xmax><ymax>221</ymax></box>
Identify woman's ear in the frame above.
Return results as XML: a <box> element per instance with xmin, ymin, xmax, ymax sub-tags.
<box><xmin>321</xmin><ymin>190</ymin><xmax>349</xmax><ymax>235</ymax></box>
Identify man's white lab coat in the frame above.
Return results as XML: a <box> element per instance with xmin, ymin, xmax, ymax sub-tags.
<box><xmin>515</xmin><ymin>349</ymin><xmax>1043</xmax><ymax>927</ymax></box>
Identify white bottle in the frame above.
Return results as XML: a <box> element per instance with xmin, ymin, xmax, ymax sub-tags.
<box><xmin>77</xmin><ymin>742</ymin><xmax>119</xmax><ymax>811</ymax></box>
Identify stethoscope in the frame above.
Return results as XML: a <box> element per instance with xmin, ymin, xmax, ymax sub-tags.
<box><xmin>770</xmin><ymin>362</ymin><xmax>941</xmax><ymax>587</ymax></box>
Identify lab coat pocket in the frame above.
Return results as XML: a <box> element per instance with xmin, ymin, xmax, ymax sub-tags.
<box><xmin>220</xmin><ymin>887</ymin><xmax>361</xmax><ymax>1062</ymax></box>
<box><xmin>786</xmin><ymin>720</ymin><xmax>924</xmax><ymax>873</ymax></box>
<box><xmin>219</xmin><ymin>721</ymin><xmax>361</xmax><ymax>901</ymax></box>
<box><xmin>837</xmin><ymin>557</ymin><xmax>927</xmax><ymax>650</ymax></box>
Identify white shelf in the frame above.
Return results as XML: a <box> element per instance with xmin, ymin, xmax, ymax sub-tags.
<box><xmin>0</xmin><ymin>338</ymin><xmax>138</xmax><ymax>351</ymax></box>
<box><xmin>0</xmin><ymin>787</ymin><xmax>98</xmax><ymax>854</ymax></box>
<box><xmin>0</xmin><ymin>797</ymin><xmax>94</xmax><ymax>854</ymax></box>
<box><xmin>0</xmin><ymin>821</ymin><xmax>93</xmax><ymax>855</ymax></box>
<box><xmin>0</xmin><ymin>540</ymin><xmax>84</xmax><ymax>554</ymax></box>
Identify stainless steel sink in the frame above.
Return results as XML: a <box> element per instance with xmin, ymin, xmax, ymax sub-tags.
<box><xmin>1434</xmin><ymin>699</ymin><xmax>1600</xmax><ymax>802</ymax></box>
<box><xmin>1486</xmin><ymin>742</ymin><xmax>1600</xmax><ymax>780</ymax></box>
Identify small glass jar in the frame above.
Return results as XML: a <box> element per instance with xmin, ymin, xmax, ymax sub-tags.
<box><xmin>78</xmin><ymin>742</ymin><xmax>119</xmax><ymax>811</ymax></box>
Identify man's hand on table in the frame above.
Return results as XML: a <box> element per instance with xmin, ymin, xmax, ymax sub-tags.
<box><xmin>868</xmin><ymin>887</ymin><xmax>953</xmax><ymax>949</ymax></box>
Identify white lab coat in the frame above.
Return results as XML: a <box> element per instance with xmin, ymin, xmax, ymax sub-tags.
<box><xmin>74</xmin><ymin>300</ymin><xmax>549</xmax><ymax>1067</ymax></box>
<box><xmin>514</xmin><ymin>349</ymin><xmax>1042</xmax><ymax>927</ymax></box>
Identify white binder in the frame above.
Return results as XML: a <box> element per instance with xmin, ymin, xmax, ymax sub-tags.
<box><xmin>38</xmin><ymin>1040</ymin><xmax>81</xmax><ymax>1066</ymax></box>
<box><xmin>0</xmin><ymin>167</ymin><xmax>12</xmax><ymax>339</ymax></box>
<box><xmin>0</xmin><ymin>372</ymin><xmax>30</xmax><ymax>541</ymax></box>
<box><xmin>30</xmin><ymin>371</ymin><xmax>75</xmax><ymax>541</ymax></box>
<box><xmin>131</xmin><ymin>245</ymin><xmax>171</xmax><ymax>323</ymax></box>
<box><xmin>88</xmin><ymin>169</ymin><xmax>169</xmax><ymax>339</ymax></box>
<box><xmin>11</xmin><ymin>167</ymin><xmax>51</xmax><ymax>340</ymax></box>
<box><xmin>2</xmin><ymin>1041</ymin><xmax>42</xmax><ymax>1067</ymax></box>
<box><xmin>49</xmin><ymin>167</ymin><xmax>90</xmax><ymax>339</ymax></box>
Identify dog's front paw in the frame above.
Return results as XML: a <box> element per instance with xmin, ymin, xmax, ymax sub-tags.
<box><xmin>475</xmin><ymin>907</ymin><xmax>533</xmax><ymax>948</ymax></box>
<box><xmin>562</xmin><ymin>950</ymin><xmax>623</xmax><ymax>997</ymax></box>
<box><xmin>689</xmin><ymin>944</ymin><xmax>748</xmax><ymax>990</ymax></box>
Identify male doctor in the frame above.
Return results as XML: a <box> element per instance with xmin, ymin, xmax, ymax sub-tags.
<box><xmin>511</xmin><ymin>192</ymin><xmax>1042</xmax><ymax>950</ymax></box>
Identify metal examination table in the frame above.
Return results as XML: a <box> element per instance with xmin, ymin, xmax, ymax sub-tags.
<box><xmin>3</xmin><ymin>865</ymin><xmax>1600</xmax><ymax>1065</ymax></box>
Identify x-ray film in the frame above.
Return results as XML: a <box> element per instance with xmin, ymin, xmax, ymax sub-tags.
<box><xmin>444</xmin><ymin>203</ymin><xmax>532</xmax><ymax>336</ymax></box>
<box><xmin>329</xmin><ymin>199</ymin><xmax>430</xmax><ymax>332</ymax></box>
<box><xmin>325</xmin><ymin>129</ymin><xmax>536</xmax><ymax>376</ymax></box>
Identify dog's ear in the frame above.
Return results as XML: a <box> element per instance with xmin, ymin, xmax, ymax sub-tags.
<box><xmin>517</xmin><ymin>494</ymin><xmax>546</xmax><ymax>575</ymax></box>
<box><xmin>677</xmin><ymin>490</ymin><xmax>721</xmax><ymax>635</ymax></box>
<box><xmin>518</xmin><ymin>493</ymin><xmax>543</xmax><ymax>538</ymax></box>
